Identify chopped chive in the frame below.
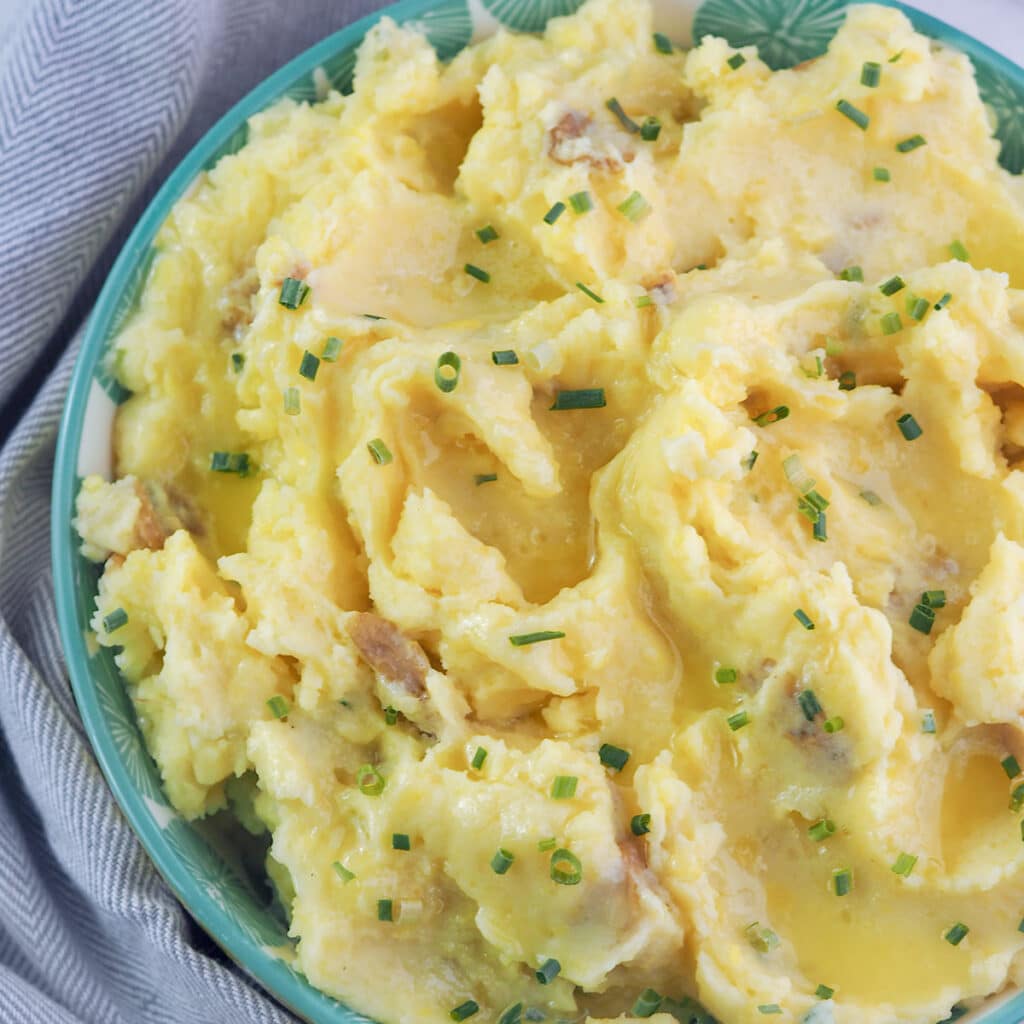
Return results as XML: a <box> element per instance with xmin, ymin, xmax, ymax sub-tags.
<box><xmin>1010</xmin><ymin>783</ymin><xmax>1024</xmax><ymax>812</ymax></box>
<box><xmin>569</xmin><ymin>190</ymin><xmax>594</xmax><ymax>214</ymax></box>
<box><xmin>450</xmin><ymin>1000</ymin><xmax>479</xmax><ymax>1021</ymax></box>
<box><xmin>794</xmin><ymin>609</ymin><xmax>815</xmax><ymax>630</ymax></box>
<box><xmin>727</xmin><ymin>710</ymin><xmax>750</xmax><ymax>731</ymax></box>
<box><xmin>758</xmin><ymin>1006</ymin><xmax>782</xmax><ymax>1015</ymax></box>
<box><xmin>471</xmin><ymin>746</ymin><xmax>488</xmax><ymax>770</ymax></box>
<box><xmin>606</xmin><ymin>97</ymin><xmax>640</xmax><ymax>133</ymax></box>
<box><xmin>617</xmin><ymin>190</ymin><xmax>652</xmax><ymax>222</ymax></box>
<box><xmin>922</xmin><ymin>590</ymin><xmax>946</xmax><ymax>608</ymax></box>
<box><xmin>383</xmin><ymin>705</ymin><xmax>399</xmax><ymax>726</ymax></box>
<box><xmin>1021</xmin><ymin>819</ymin><xmax>1024</xmax><ymax>842</ymax></box>
<box><xmin>266</xmin><ymin>695</ymin><xmax>289</xmax><ymax>719</ymax></box>
<box><xmin>897</xmin><ymin>413</ymin><xmax>922</xmax><ymax>440</ymax></box>
<box><xmin>860</xmin><ymin>489</ymin><xmax>882</xmax><ymax>506</ymax></box>
<box><xmin>861</xmin><ymin>61</ymin><xmax>882</xmax><ymax>87</ymax></box>
<box><xmin>825</xmin><ymin>335</ymin><xmax>843</xmax><ymax>356</ymax></box>
<box><xmin>550</xmin><ymin>848</ymin><xmax>583</xmax><ymax>885</ymax></box>
<box><xmin>434</xmin><ymin>351</ymin><xmax>461</xmax><ymax>393</ymax></box>
<box><xmin>832</xmin><ymin>867</ymin><xmax>853</xmax><ymax>896</ymax></box>
<box><xmin>653</xmin><ymin>31</ymin><xmax>673</xmax><ymax>54</ymax></box>
<box><xmin>498</xmin><ymin>1005</ymin><xmax>523</xmax><ymax>1024</ymax></box>
<box><xmin>491</xmin><ymin>349</ymin><xmax>519</xmax><ymax>365</ymax></box>
<box><xmin>816</xmin><ymin>985</ymin><xmax>835</xmax><ymax>1000</ymax></box>
<box><xmin>210</xmin><ymin>451</ymin><xmax>251</xmax><ymax>474</ymax></box>
<box><xmin>908</xmin><ymin>296</ymin><xmax>929</xmax><ymax>321</ymax></box>
<box><xmin>632</xmin><ymin>989</ymin><xmax>663</xmax><ymax>1017</ymax></box>
<box><xmin>743</xmin><ymin>450</ymin><xmax>759</xmax><ymax>471</ymax></box>
<box><xmin>1003</xmin><ymin>756</ymin><xmax>1022</xmax><ymax>779</ymax></box>
<box><xmin>935</xmin><ymin>292</ymin><xmax>953</xmax><ymax>311</ymax></box>
<box><xmin>881</xmin><ymin>311</ymin><xmax>903</xmax><ymax>335</ymax></box>
<box><xmin>839</xmin><ymin>265</ymin><xmax>864</xmax><ymax>282</ymax></box>
<box><xmin>298</xmin><ymin>350</ymin><xmax>319</xmax><ymax>381</ymax></box>
<box><xmin>823</xmin><ymin>716</ymin><xmax>844</xmax><ymax>733</ymax></box>
<box><xmin>909</xmin><ymin>603</ymin><xmax>935</xmax><ymax>634</ymax></box>
<box><xmin>536</xmin><ymin>958</ymin><xmax>561</xmax><ymax>984</ymax></box>
<box><xmin>102</xmin><ymin>607</ymin><xmax>128</xmax><ymax>633</ymax></box>
<box><xmin>745</xmin><ymin>922</ymin><xmax>780</xmax><ymax>953</ymax></box>
<box><xmin>752</xmin><ymin>406</ymin><xmax>789</xmax><ymax>426</ymax></box>
<box><xmin>599</xmin><ymin>743</ymin><xmax>630</xmax><ymax>772</ymax></box>
<box><xmin>838</xmin><ymin>371</ymin><xmax>856</xmax><ymax>390</ymax></box>
<box><xmin>873</xmin><ymin>166</ymin><xmax>891</xmax><ymax>182</ymax></box>
<box><xmin>538</xmin><ymin>837</ymin><xmax>557</xmax><ymax>852</ymax></box>
<box><xmin>322</xmin><ymin>336</ymin><xmax>342</xmax><ymax>362</ymax></box>
<box><xmin>278</xmin><ymin>277</ymin><xmax>310</xmax><ymax>309</ymax></box>
<box><xmin>835</xmin><ymin>99</ymin><xmax>869</xmax><ymax>130</ymax></box>
<box><xmin>575</xmin><ymin>281</ymin><xmax>604</xmax><ymax>303</ymax></box>
<box><xmin>813</xmin><ymin>511</ymin><xmax>828</xmax><ymax>542</ymax></box>
<box><xmin>922</xmin><ymin>710</ymin><xmax>937</xmax><ymax>733</ymax></box>
<box><xmin>230</xmin><ymin>352</ymin><xmax>245</xmax><ymax>372</ymax></box>
<box><xmin>474</xmin><ymin>473</ymin><xmax>498</xmax><ymax>485</ymax></box>
<box><xmin>551</xmin><ymin>388</ymin><xmax>606</xmax><ymax>410</ymax></box>
<box><xmin>950</xmin><ymin>239</ymin><xmax>970</xmax><ymax>262</ymax></box>
<box><xmin>631</xmin><ymin>813</ymin><xmax>651</xmax><ymax>836</ymax></box>
<box><xmin>491</xmin><ymin>847</ymin><xmax>515</xmax><ymax>874</ymax></box>
<box><xmin>363</xmin><ymin>313</ymin><xmax>385</xmax><ymax>320</ymax></box>
<box><xmin>640</xmin><ymin>116</ymin><xmax>661</xmax><ymax>141</ymax></box>
<box><xmin>879</xmin><ymin>275</ymin><xmax>905</xmax><ymax>296</ymax></box>
<box><xmin>476</xmin><ymin>225</ymin><xmax>499</xmax><ymax>244</ymax></box>
<box><xmin>464</xmin><ymin>263</ymin><xmax>490</xmax><ymax>283</ymax></box>
<box><xmin>392</xmin><ymin>833</ymin><xmax>411</xmax><ymax>851</ymax></box>
<box><xmin>889</xmin><ymin>50</ymin><xmax>904</xmax><ymax>62</ymax></box>
<box><xmin>808</xmin><ymin>818</ymin><xmax>836</xmax><ymax>842</ymax></box>
<box><xmin>332</xmin><ymin>861</ymin><xmax>355</xmax><ymax>883</ymax></box>
<box><xmin>551</xmin><ymin>775</ymin><xmax>578</xmax><ymax>800</ymax></box>
<box><xmin>356</xmin><ymin>764</ymin><xmax>386</xmax><ymax>796</ymax></box>
<box><xmin>727</xmin><ymin>53</ymin><xmax>746</xmax><ymax>70</ymax></box>
<box><xmin>377</xmin><ymin>898</ymin><xmax>394</xmax><ymax>922</ymax></box>
<box><xmin>367</xmin><ymin>438</ymin><xmax>393</xmax><ymax>465</ymax></box>
<box><xmin>510</xmin><ymin>630</ymin><xmax>565</xmax><ymax>646</ymax></box>
<box><xmin>944</xmin><ymin>923</ymin><xmax>969</xmax><ymax>946</ymax></box>
<box><xmin>283</xmin><ymin>386</ymin><xmax>300</xmax><ymax>415</ymax></box>
<box><xmin>892</xmin><ymin>852</ymin><xmax>918</xmax><ymax>877</ymax></box>
<box><xmin>798</xmin><ymin>690</ymin><xmax>823</xmax><ymax>722</ymax></box>
<box><xmin>635</xmin><ymin>294</ymin><xmax>654</xmax><ymax>308</ymax></box>
<box><xmin>896</xmin><ymin>134</ymin><xmax>927</xmax><ymax>153</ymax></box>
<box><xmin>782</xmin><ymin>454</ymin><xmax>814</xmax><ymax>493</ymax></box>
<box><xmin>715</xmin><ymin>666</ymin><xmax>738</xmax><ymax>684</ymax></box>
<box><xmin>544</xmin><ymin>201</ymin><xmax>566</xmax><ymax>225</ymax></box>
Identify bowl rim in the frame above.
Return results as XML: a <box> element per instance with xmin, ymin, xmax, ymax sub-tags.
<box><xmin>50</xmin><ymin>1</ymin><xmax>1024</xmax><ymax>1023</ymax></box>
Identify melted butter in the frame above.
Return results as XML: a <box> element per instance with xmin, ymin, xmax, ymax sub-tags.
<box><xmin>941</xmin><ymin>754</ymin><xmax>1011</xmax><ymax>872</ymax></box>
<box><xmin>182</xmin><ymin>466</ymin><xmax>261</xmax><ymax>557</ymax></box>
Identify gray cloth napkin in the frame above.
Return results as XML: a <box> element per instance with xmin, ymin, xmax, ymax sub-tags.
<box><xmin>0</xmin><ymin>3</ymin><xmax>387</xmax><ymax>1021</ymax></box>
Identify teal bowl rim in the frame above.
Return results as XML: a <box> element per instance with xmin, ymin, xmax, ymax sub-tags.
<box><xmin>50</xmin><ymin>2</ymin><xmax>1024</xmax><ymax>1023</ymax></box>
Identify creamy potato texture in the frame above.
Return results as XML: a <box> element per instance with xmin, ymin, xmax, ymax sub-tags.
<box><xmin>74</xmin><ymin>1</ymin><xmax>1024</xmax><ymax>1022</ymax></box>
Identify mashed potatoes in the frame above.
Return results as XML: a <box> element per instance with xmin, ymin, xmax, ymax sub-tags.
<box><xmin>74</xmin><ymin>1</ymin><xmax>1024</xmax><ymax>1021</ymax></box>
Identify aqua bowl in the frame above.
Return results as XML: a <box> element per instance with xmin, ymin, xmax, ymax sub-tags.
<box><xmin>50</xmin><ymin>1</ymin><xmax>1024</xmax><ymax>1021</ymax></box>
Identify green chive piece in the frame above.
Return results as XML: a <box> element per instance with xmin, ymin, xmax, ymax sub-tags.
<box><xmin>606</xmin><ymin>97</ymin><xmax>640</xmax><ymax>133</ymax></box>
<box><xmin>892</xmin><ymin>852</ymin><xmax>918</xmax><ymax>877</ymax></box>
<box><xmin>298</xmin><ymin>350</ymin><xmax>319</xmax><ymax>381</ymax></box>
<box><xmin>794</xmin><ymin>609</ymin><xmax>815</xmax><ymax>630</ymax></box>
<box><xmin>897</xmin><ymin>413</ymin><xmax>922</xmax><ymax>440</ymax></box>
<box><xmin>544</xmin><ymin>201</ymin><xmax>566</xmax><ymax>225</ymax></box>
<box><xmin>631</xmin><ymin>813</ymin><xmax>652</xmax><ymax>836</ymax></box>
<box><xmin>332</xmin><ymin>861</ymin><xmax>355</xmax><ymax>883</ymax></box>
<box><xmin>861</xmin><ymin>61</ymin><xmax>882</xmax><ymax>87</ymax></box>
<box><xmin>569</xmin><ymin>190</ymin><xmax>594</xmax><ymax>215</ymax></box>
<box><xmin>550</xmin><ymin>388</ymin><xmax>606</xmax><ymax>410</ymax></box>
<box><xmin>860</xmin><ymin>489</ymin><xmax>882</xmax><ymax>506</ymax></box>
<box><xmin>367</xmin><ymin>438</ymin><xmax>393</xmax><ymax>465</ymax></box>
<box><xmin>813</xmin><ymin>511</ymin><xmax>828</xmax><ymax>542</ymax></box>
<box><xmin>635</xmin><ymin>294</ymin><xmax>654</xmax><ymax>308</ymax></box>
<box><xmin>832</xmin><ymin>867</ymin><xmax>853</xmax><ymax>896</ymax></box>
<box><xmin>550</xmin><ymin>848</ymin><xmax>583</xmax><ymax>885</ymax></box>
<box><xmin>909</xmin><ymin>603</ymin><xmax>935</xmax><ymax>634</ymax></box>
<box><xmin>881</xmin><ymin>311</ymin><xmax>903</xmax><ymax>335</ymax></box>
<box><xmin>950</xmin><ymin>239</ymin><xmax>970</xmax><ymax>262</ymax></box>
<box><xmin>838</xmin><ymin>371</ymin><xmax>856</xmax><ymax>390</ymax></box>
<box><xmin>465</xmin><ymin>263</ymin><xmax>490</xmax><ymax>283</ymax></box>
<box><xmin>823</xmin><ymin>716</ymin><xmax>845</xmax><ymax>733</ymax></box>
<box><xmin>798</xmin><ymin>690</ymin><xmax>823</xmax><ymax>722</ymax></box>
<box><xmin>922</xmin><ymin>590</ymin><xmax>946</xmax><ymax>609</ymax></box>
<box><xmin>715</xmin><ymin>666</ymin><xmax>738</xmax><ymax>684</ymax></box>
<box><xmin>1003</xmin><ymin>756</ymin><xmax>1022</xmax><ymax>779</ymax></box>
<box><xmin>450</xmin><ymin>1000</ymin><xmax>479</xmax><ymax>1021</ymax></box>
<box><xmin>575</xmin><ymin>282</ymin><xmax>605</xmax><ymax>303</ymax></box>
<box><xmin>210</xmin><ymin>451</ymin><xmax>251</xmax><ymax>474</ymax></box>
<box><xmin>908</xmin><ymin>297</ymin><xmax>930</xmax><ymax>321</ymax></box>
<box><xmin>1011</xmin><ymin>784</ymin><xmax>1024</xmax><ymax>813</ymax></box>
<box><xmin>640</xmin><ymin>116</ymin><xmax>661</xmax><ymax>141</ymax></box>
<box><xmin>758</xmin><ymin>1006</ymin><xmax>782</xmax><ymax>1015</ymax></box>
<box><xmin>356</xmin><ymin>764</ymin><xmax>386</xmax><ymax>796</ymax></box>
<box><xmin>392</xmin><ymin>833</ymin><xmax>410</xmax><ymax>851</ymax></box>
<box><xmin>808</xmin><ymin>818</ymin><xmax>836</xmax><ymax>842</ymax></box>
<box><xmin>599</xmin><ymin>743</ymin><xmax>630</xmax><ymax>772</ymax></box>
<box><xmin>873</xmin><ymin>166</ymin><xmax>891</xmax><ymax>182</ymax></box>
<box><xmin>727</xmin><ymin>53</ymin><xmax>746</xmax><ymax>70</ymax></box>
<box><xmin>536</xmin><ymin>958</ymin><xmax>561</xmax><ymax>984</ymax></box>
<box><xmin>322</xmin><ymin>336</ymin><xmax>342</xmax><ymax>362</ymax></box>
<box><xmin>434</xmin><ymin>351</ymin><xmax>461</xmax><ymax>394</ymax></box>
<box><xmin>727</xmin><ymin>710</ymin><xmax>750</xmax><ymax>731</ymax></box>
<box><xmin>102</xmin><ymin>607</ymin><xmax>128</xmax><ymax>633</ymax></box>
<box><xmin>880</xmin><ymin>275</ymin><xmax>906</xmax><ymax>296</ymax></box>
<box><xmin>805</xmin><ymin>488</ymin><xmax>829</xmax><ymax>512</ymax></box>
<box><xmin>551</xmin><ymin>775</ymin><xmax>578</xmax><ymax>800</ymax></box>
<box><xmin>498</xmin><ymin>1004</ymin><xmax>523</xmax><ymax>1024</ymax></box>
<box><xmin>816</xmin><ymin>985</ymin><xmax>835</xmax><ymax>1000</ymax></box>
<box><xmin>230</xmin><ymin>352</ymin><xmax>245</xmax><ymax>372</ymax></box>
<box><xmin>783</xmin><ymin>454</ymin><xmax>815</xmax><ymax>493</ymax></box>
<box><xmin>266</xmin><ymin>695</ymin><xmax>289</xmax><ymax>720</ymax></box>
<box><xmin>476</xmin><ymin>225</ymin><xmax>499</xmax><ymax>244</ymax></box>
<box><xmin>491</xmin><ymin>349</ymin><xmax>519</xmax><ymax>365</ymax></box>
<box><xmin>632</xmin><ymin>989</ymin><xmax>663</xmax><ymax>1017</ymax></box>
<box><xmin>653</xmin><ymin>32</ymin><xmax>673</xmax><ymax>54</ymax></box>
<box><xmin>889</xmin><ymin>50</ymin><xmax>904</xmax><ymax>62</ymax></box>
<box><xmin>383</xmin><ymin>705</ymin><xmax>399</xmax><ymax>726</ymax></box>
<box><xmin>283</xmin><ymin>386</ymin><xmax>300</xmax><ymax>415</ymax></box>
<box><xmin>278</xmin><ymin>277</ymin><xmax>310</xmax><ymax>309</ymax></box>
<box><xmin>935</xmin><ymin>292</ymin><xmax>953</xmax><ymax>311</ymax></box>
<box><xmin>945</xmin><ymin>923</ymin><xmax>969</xmax><ymax>946</ymax></box>
<box><xmin>835</xmin><ymin>99</ymin><xmax>869</xmax><ymax>130</ymax></box>
<box><xmin>745</xmin><ymin>922</ymin><xmax>780</xmax><ymax>953</ymax></box>
<box><xmin>538</xmin><ymin>837</ymin><xmax>557</xmax><ymax>852</ymax></box>
<box><xmin>474</xmin><ymin>473</ymin><xmax>498</xmax><ymax>485</ymax></box>
<box><xmin>617</xmin><ymin>190</ymin><xmax>652</xmax><ymax>222</ymax></box>
<box><xmin>491</xmin><ymin>847</ymin><xmax>515</xmax><ymax>874</ymax></box>
<box><xmin>839</xmin><ymin>265</ymin><xmax>864</xmax><ymax>282</ymax></box>
<box><xmin>825</xmin><ymin>336</ymin><xmax>843</xmax><ymax>356</ymax></box>
<box><xmin>743</xmin><ymin>450</ymin><xmax>759</xmax><ymax>471</ymax></box>
<box><xmin>377</xmin><ymin>898</ymin><xmax>394</xmax><ymax>922</ymax></box>
<box><xmin>1021</xmin><ymin>819</ymin><xmax>1024</xmax><ymax>842</ymax></box>
<box><xmin>752</xmin><ymin>406</ymin><xmax>789</xmax><ymax>426</ymax></box>
<box><xmin>510</xmin><ymin>630</ymin><xmax>565</xmax><ymax>646</ymax></box>
<box><xmin>896</xmin><ymin>134</ymin><xmax>927</xmax><ymax>153</ymax></box>
<box><xmin>922</xmin><ymin>710</ymin><xmax>937</xmax><ymax>733</ymax></box>
<box><xmin>471</xmin><ymin>746</ymin><xmax>488</xmax><ymax>770</ymax></box>
<box><xmin>362</xmin><ymin>313</ymin><xmax>385</xmax><ymax>320</ymax></box>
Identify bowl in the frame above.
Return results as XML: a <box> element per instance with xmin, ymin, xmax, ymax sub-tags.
<box><xmin>50</xmin><ymin>1</ymin><xmax>1024</xmax><ymax>1022</ymax></box>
